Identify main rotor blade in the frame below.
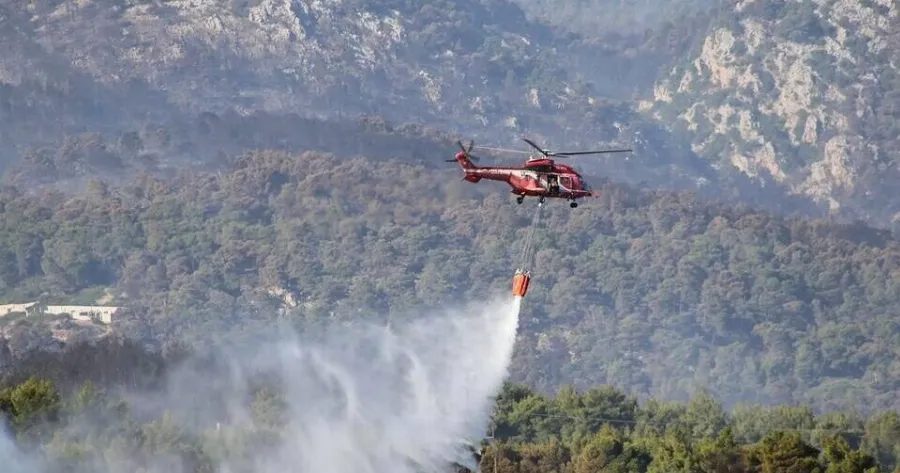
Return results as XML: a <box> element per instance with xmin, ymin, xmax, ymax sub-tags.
<box><xmin>471</xmin><ymin>145</ymin><xmax>530</xmax><ymax>155</ymax></box>
<box><xmin>521</xmin><ymin>138</ymin><xmax>549</xmax><ymax>157</ymax></box>
<box><xmin>553</xmin><ymin>149</ymin><xmax>633</xmax><ymax>156</ymax></box>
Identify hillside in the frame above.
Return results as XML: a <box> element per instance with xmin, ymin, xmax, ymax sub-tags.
<box><xmin>1</xmin><ymin>144</ymin><xmax>899</xmax><ymax>414</ymax></box>
<box><xmin>0</xmin><ymin>111</ymin><xmax>824</xmax><ymax>223</ymax></box>
<box><xmin>641</xmin><ymin>0</ymin><xmax>900</xmax><ymax>224</ymax></box>
<box><xmin>0</xmin><ymin>111</ymin><xmax>466</xmax><ymax>192</ymax></box>
<box><xmin>0</xmin><ymin>0</ymin><xmax>681</xmax><ymax>150</ymax></box>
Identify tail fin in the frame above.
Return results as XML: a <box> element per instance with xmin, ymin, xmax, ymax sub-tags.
<box><xmin>453</xmin><ymin>151</ymin><xmax>481</xmax><ymax>182</ymax></box>
<box><xmin>454</xmin><ymin>151</ymin><xmax>477</xmax><ymax>170</ymax></box>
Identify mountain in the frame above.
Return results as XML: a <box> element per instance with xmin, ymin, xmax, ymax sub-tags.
<box><xmin>640</xmin><ymin>0</ymin><xmax>900</xmax><ymax>225</ymax></box>
<box><xmin>3</xmin><ymin>0</ymin><xmax>822</xmax><ymax>219</ymax></box>
<box><xmin>2</xmin><ymin>0</ymin><xmax>652</xmax><ymax>145</ymax></box>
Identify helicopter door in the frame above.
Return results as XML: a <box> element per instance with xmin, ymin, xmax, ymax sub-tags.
<box><xmin>559</xmin><ymin>176</ymin><xmax>572</xmax><ymax>190</ymax></box>
<box><xmin>547</xmin><ymin>174</ymin><xmax>559</xmax><ymax>193</ymax></box>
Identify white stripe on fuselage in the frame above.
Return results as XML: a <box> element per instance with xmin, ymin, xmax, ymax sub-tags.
<box><xmin>466</xmin><ymin>169</ymin><xmax>537</xmax><ymax>178</ymax></box>
<box><xmin>467</xmin><ymin>168</ymin><xmax>573</xmax><ymax>191</ymax></box>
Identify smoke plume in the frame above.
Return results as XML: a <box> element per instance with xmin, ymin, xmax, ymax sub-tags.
<box><xmin>0</xmin><ymin>294</ymin><xmax>522</xmax><ymax>473</ymax></box>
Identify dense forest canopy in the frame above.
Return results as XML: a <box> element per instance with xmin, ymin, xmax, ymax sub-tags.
<box><xmin>0</xmin><ymin>337</ymin><xmax>898</xmax><ymax>473</ymax></box>
<box><xmin>0</xmin><ymin>144</ymin><xmax>898</xmax><ymax>415</ymax></box>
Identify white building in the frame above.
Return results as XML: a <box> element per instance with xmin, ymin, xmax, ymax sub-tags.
<box><xmin>0</xmin><ymin>302</ymin><xmax>117</xmax><ymax>324</ymax></box>
<box><xmin>0</xmin><ymin>302</ymin><xmax>39</xmax><ymax>316</ymax></box>
<box><xmin>44</xmin><ymin>305</ymin><xmax>118</xmax><ymax>324</ymax></box>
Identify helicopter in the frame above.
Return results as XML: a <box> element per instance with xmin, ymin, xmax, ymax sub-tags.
<box><xmin>447</xmin><ymin>138</ymin><xmax>632</xmax><ymax>208</ymax></box>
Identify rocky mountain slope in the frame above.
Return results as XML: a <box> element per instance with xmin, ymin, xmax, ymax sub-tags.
<box><xmin>7</xmin><ymin>0</ymin><xmax>654</xmax><ymax>143</ymax></box>
<box><xmin>2</xmin><ymin>0</ymin><xmax>783</xmax><ymax>212</ymax></box>
<box><xmin>641</xmin><ymin>0</ymin><xmax>900</xmax><ymax>225</ymax></box>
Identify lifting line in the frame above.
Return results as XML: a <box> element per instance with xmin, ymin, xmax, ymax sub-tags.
<box><xmin>517</xmin><ymin>201</ymin><xmax>544</xmax><ymax>271</ymax></box>
<box><xmin>512</xmin><ymin>201</ymin><xmax>543</xmax><ymax>298</ymax></box>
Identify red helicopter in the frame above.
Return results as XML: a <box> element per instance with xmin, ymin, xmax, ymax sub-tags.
<box><xmin>447</xmin><ymin>138</ymin><xmax>633</xmax><ymax>208</ymax></box>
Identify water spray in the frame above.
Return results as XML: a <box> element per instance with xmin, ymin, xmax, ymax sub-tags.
<box><xmin>0</xmin><ymin>202</ymin><xmax>548</xmax><ymax>473</ymax></box>
<box><xmin>0</xmin><ymin>294</ymin><xmax>523</xmax><ymax>473</ymax></box>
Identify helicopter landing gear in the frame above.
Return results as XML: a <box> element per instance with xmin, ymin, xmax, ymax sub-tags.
<box><xmin>570</xmin><ymin>201</ymin><xmax>578</xmax><ymax>208</ymax></box>
<box><xmin>539</xmin><ymin>196</ymin><xmax>546</xmax><ymax>204</ymax></box>
<box><xmin>516</xmin><ymin>196</ymin><xmax>524</xmax><ymax>204</ymax></box>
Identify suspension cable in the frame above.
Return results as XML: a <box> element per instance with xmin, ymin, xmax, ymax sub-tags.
<box><xmin>517</xmin><ymin>201</ymin><xmax>544</xmax><ymax>270</ymax></box>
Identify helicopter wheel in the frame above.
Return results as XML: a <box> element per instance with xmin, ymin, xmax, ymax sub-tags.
<box><xmin>516</xmin><ymin>196</ymin><xmax>524</xmax><ymax>204</ymax></box>
<box><xmin>539</xmin><ymin>196</ymin><xmax>546</xmax><ymax>204</ymax></box>
<box><xmin>570</xmin><ymin>201</ymin><xmax>578</xmax><ymax>208</ymax></box>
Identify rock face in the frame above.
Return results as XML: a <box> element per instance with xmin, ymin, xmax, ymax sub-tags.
<box><xmin>9</xmin><ymin>0</ymin><xmax>610</xmax><ymax>140</ymax></box>
<box><xmin>641</xmin><ymin>0</ymin><xmax>900</xmax><ymax>223</ymax></box>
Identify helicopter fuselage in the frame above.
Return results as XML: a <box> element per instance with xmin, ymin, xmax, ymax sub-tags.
<box><xmin>454</xmin><ymin>152</ymin><xmax>593</xmax><ymax>201</ymax></box>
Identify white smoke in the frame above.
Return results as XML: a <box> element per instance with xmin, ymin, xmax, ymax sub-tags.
<box><xmin>0</xmin><ymin>422</ymin><xmax>40</xmax><ymax>473</ymax></box>
<box><xmin>0</xmin><ymin>294</ymin><xmax>522</xmax><ymax>473</ymax></box>
<box><xmin>250</xmin><ymin>294</ymin><xmax>521</xmax><ymax>473</ymax></box>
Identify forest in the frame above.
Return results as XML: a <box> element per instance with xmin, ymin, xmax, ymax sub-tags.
<box><xmin>0</xmin><ymin>143</ymin><xmax>897</xmax><ymax>414</ymax></box>
<box><xmin>0</xmin><ymin>335</ymin><xmax>898</xmax><ymax>473</ymax></box>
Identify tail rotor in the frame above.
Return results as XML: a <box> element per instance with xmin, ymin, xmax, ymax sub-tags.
<box><xmin>446</xmin><ymin>140</ymin><xmax>482</xmax><ymax>163</ymax></box>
